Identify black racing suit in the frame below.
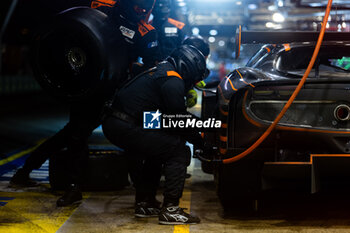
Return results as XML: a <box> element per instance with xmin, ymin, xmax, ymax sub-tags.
<box><xmin>20</xmin><ymin>1</ymin><xmax>160</xmax><ymax>186</ymax></box>
<box><xmin>102</xmin><ymin>61</ymin><xmax>202</xmax><ymax>205</ymax></box>
<box><xmin>153</xmin><ymin>17</ymin><xmax>186</xmax><ymax>60</ymax></box>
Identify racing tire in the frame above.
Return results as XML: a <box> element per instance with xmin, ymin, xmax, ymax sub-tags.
<box><xmin>215</xmin><ymin>158</ymin><xmax>263</xmax><ymax>212</ymax></box>
<box><xmin>201</xmin><ymin>161</ymin><xmax>214</xmax><ymax>174</ymax></box>
<box><xmin>31</xmin><ymin>7</ymin><xmax>127</xmax><ymax>101</ymax></box>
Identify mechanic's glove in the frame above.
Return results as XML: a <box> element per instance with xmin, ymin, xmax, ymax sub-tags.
<box><xmin>195</xmin><ymin>80</ymin><xmax>206</xmax><ymax>88</ymax></box>
<box><xmin>186</xmin><ymin>89</ymin><xmax>198</xmax><ymax>108</ymax></box>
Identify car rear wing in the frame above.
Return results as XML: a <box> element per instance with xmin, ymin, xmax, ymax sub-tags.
<box><xmin>235</xmin><ymin>26</ymin><xmax>350</xmax><ymax>58</ymax></box>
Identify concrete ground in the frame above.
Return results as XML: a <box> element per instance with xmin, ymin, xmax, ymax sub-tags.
<box><xmin>1</xmin><ymin>93</ymin><xmax>350</xmax><ymax>233</ymax></box>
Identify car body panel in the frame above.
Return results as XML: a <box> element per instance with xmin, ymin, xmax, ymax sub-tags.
<box><xmin>213</xmin><ymin>43</ymin><xmax>350</xmax><ymax>161</ymax></box>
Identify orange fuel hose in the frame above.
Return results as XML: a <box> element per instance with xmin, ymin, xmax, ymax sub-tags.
<box><xmin>222</xmin><ymin>0</ymin><xmax>333</xmax><ymax>164</ymax></box>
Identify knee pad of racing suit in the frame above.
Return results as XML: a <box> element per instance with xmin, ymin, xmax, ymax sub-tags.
<box><xmin>171</xmin><ymin>144</ymin><xmax>191</xmax><ymax>167</ymax></box>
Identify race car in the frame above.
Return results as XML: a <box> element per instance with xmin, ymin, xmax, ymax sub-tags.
<box><xmin>200</xmin><ymin>31</ymin><xmax>350</xmax><ymax>208</ymax></box>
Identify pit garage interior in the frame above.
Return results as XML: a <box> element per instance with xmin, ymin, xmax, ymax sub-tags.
<box><xmin>2</xmin><ymin>0</ymin><xmax>350</xmax><ymax>232</ymax></box>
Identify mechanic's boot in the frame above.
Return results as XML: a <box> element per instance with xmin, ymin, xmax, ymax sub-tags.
<box><xmin>159</xmin><ymin>205</ymin><xmax>200</xmax><ymax>225</ymax></box>
<box><xmin>56</xmin><ymin>185</ymin><xmax>82</xmax><ymax>207</ymax></box>
<box><xmin>135</xmin><ymin>198</ymin><xmax>161</xmax><ymax>218</ymax></box>
<box><xmin>9</xmin><ymin>168</ymin><xmax>37</xmax><ymax>187</ymax></box>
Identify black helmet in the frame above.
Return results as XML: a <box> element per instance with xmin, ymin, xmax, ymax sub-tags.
<box><xmin>167</xmin><ymin>45</ymin><xmax>207</xmax><ymax>91</ymax></box>
<box><xmin>183</xmin><ymin>36</ymin><xmax>210</xmax><ymax>57</ymax></box>
<box><xmin>119</xmin><ymin>0</ymin><xmax>155</xmax><ymax>22</ymax></box>
<box><xmin>153</xmin><ymin>0</ymin><xmax>171</xmax><ymax>21</ymax></box>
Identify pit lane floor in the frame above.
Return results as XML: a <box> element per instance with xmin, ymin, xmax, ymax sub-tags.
<box><xmin>1</xmin><ymin>93</ymin><xmax>350</xmax><ymax>232</ymax></box>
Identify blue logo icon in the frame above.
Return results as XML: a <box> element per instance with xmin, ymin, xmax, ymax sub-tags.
<box><xmin>143</xmin><ymin>110</ymin><xmax>162</xmax><ymax>129</ymax></box>
<box><xmin>147</xmin><ymin>40</ymin><xmax>159</xmax><ymax>48</ymax></box>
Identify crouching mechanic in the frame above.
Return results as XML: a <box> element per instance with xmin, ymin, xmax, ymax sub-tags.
<box><xmin>10</xmin><ymin>0</ymin><xmax>160</xmax><ymax>207</ymax></box>
<box><xmin>102</xmin><ymin>45</ymin><xmax>207</xmax><ymax>225</ymax></box>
